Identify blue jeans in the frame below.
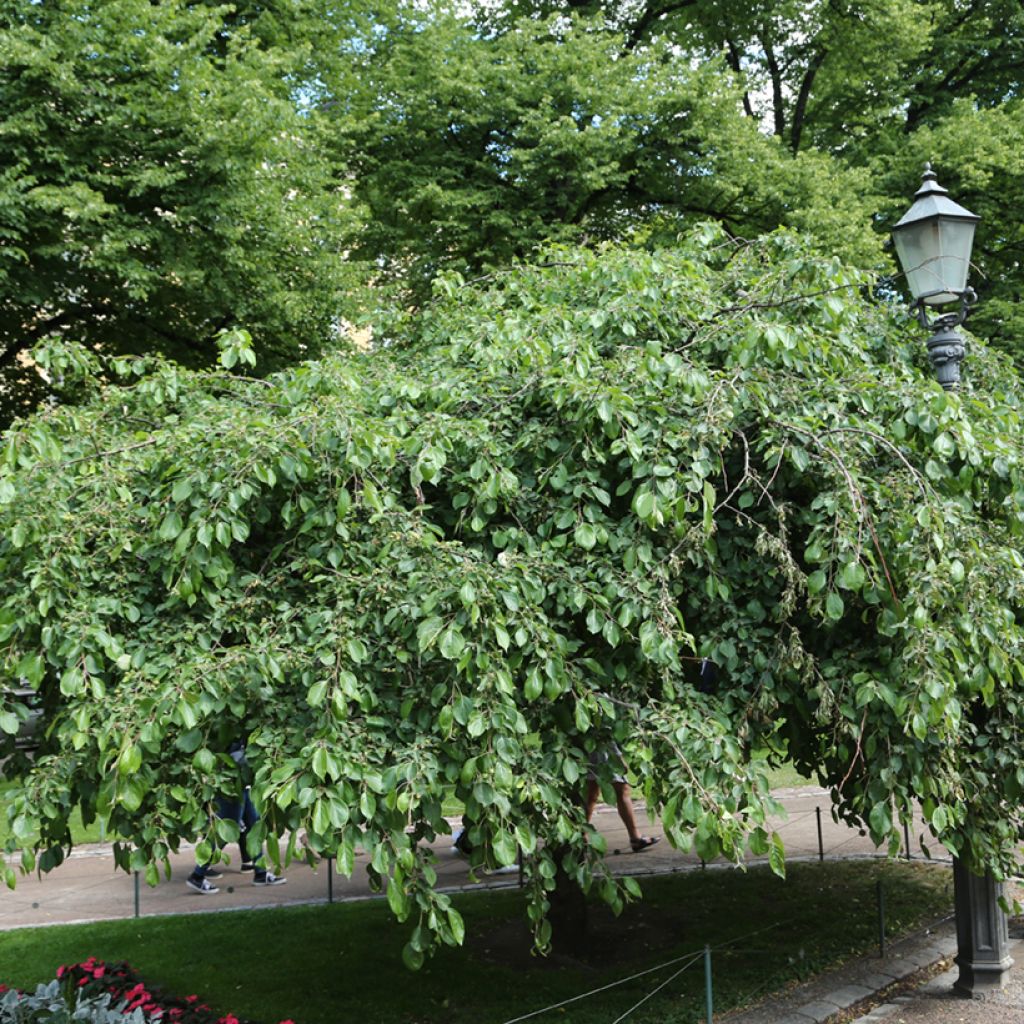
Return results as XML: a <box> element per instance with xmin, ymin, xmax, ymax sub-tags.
<box><xmin>193</xmin><ymin>788</ymin><xmax>262</xmax><ymax>876</ymax></box>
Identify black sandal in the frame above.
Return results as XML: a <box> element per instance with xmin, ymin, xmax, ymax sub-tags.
<box><xmin>630</xmin><ymin>836</ymin><xmax>660</xmax><ymax>852</ymax></box>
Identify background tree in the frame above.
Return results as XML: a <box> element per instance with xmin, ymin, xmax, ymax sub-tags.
<box><xmin>3</xmin><ymin>226</ymin><xmax>1024</xmax><ymax>961</ymax></box>
<box><xmin>468</xmin><ymin>0</ymin><xmax>1024</xmax><ymax>360</ymax></box>
<box><xmin>0</xmin><ymin>0</ymin><xmax>364</xmax><ymax>427</ymax></box>
<box><xmin>331</xmin><ymin>9</ymin><xmax>884</xmax><ymax>304</ymax></box>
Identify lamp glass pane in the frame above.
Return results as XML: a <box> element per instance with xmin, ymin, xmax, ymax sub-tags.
<box><xmin>894</xmin><ymin>217</ymin><xmax>976</xmax><ymax>306</ymax></box>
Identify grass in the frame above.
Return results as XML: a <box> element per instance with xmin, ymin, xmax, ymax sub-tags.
<box><xmin>0</xmin><ymin>859</ymin><xmax>952</xmax><ymax>1024</ymax></box>
<box><xmin>0</xmin><ymin>783</ymin><xmax>111</xmax><ymax>847</ymax></box>
<box><xmin>764</xmin><ymin>762</ymin><xmax>818</xmax><ymax>790</ymax></box>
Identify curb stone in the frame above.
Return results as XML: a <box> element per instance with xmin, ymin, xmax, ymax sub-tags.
<box><xmin>719</xmin><ymin>918</ymin><xmax>958</xmax><ymax>1024</ymax></box>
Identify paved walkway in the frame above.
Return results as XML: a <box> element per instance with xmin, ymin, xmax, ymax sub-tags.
<box><xmin>721</xmin><ymin>909</ymin><xmax>1024</xmax><ymax>1024</ymax></box>
<box><xmin>3</xmin><ymin>784</ymin><xmax>1020</xmax><ymax>1024</ymax></box>
<box><xmin>1</xmin><ymin>786</ymin><xmax>918</xmax><ymax>929</ymax></box>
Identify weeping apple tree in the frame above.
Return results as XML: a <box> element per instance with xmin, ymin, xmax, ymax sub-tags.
<box><xmin>3</xmin><ymin>225</ymin><xmax>1024</xmax><ymax>963</ymax></box>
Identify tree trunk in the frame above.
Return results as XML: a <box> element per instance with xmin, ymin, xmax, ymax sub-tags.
<box><xmin>547</xmin><ymin>844</ymin><xmax>590</xmax><ymax>957</ymax></box>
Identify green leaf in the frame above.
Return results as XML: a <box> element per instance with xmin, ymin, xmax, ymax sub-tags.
<box><xmin>493</xmin><ymin>830</ymin><xmax>517</xmax><ymax>866</ymax></box>
<box><xmin>807</xmin><ymin>570</ymin><xmax>827</xmax><ymax>594</ymax></box>
<box><xmin>387</xmin><ymin>876</ymin><xmax>409</xmax><ymax>918</ymax></box>
<box><xmin>439</xmin><ymin>627</ymin><xmax>466</xmax><ymax>660</ymax></box>
<box><xmin>60</xmin><ymin>668</ymin><xmax>84</xmax><ymax>697</ymax></box>
<box><xmin>447</xmin><ymin>907</ymin><xmax>466</xmax><ymax>945</ymax></box>
<box><xmin>524</xmin><ymin>668</ymin><xmax>543</xmax><ymax>701</ymax></box>
<box><xmin>768</xmin><ymin>832</ymin><xmax>786</xmax><ymax>878</ymax></box>
<box><xmin>838</xmin><ymin>562</ymin><xmax>865</xmax><ymax>590</ymax></box>
<box><xmin>574</xmin><ymin>522</ymin><xmax>597</xmax><ymax>550</ymax></box>
<box><xmin>402</xmin><ymin>942</ymin><xmax>424</xmax><ymax>971</ymax></box>
<box><xmin>118</xmin><ymin>743</ymin><xmax>142</xmax><ymax>776</ymax></box>
<box><xmin>159</xmin><ymin>511</ymin><xmax>184</xmax><ymax>542</ymax></box>
<box><xmin>633</xmin><ymin>490</ymin><xmax>654</xmax><ymax>519</ymax></box>
<box><xmin>825</xmin><ymin>591</ymin><xmax>844</xmax><ymax>621</ymax></box>
<box><xmin>417</xmin><ymin>617</ymin><xmax>444</xmax><ymax>652</ymax></box>
<box><xmin>869</xmin><ymin>800</ymin><xmax>891</xmax><ymax>838</ymax></box>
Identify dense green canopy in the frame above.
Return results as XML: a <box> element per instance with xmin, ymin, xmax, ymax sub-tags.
<box><xmin>0</xmin><ymin>0</ymin><xmax>359</xmax><ymax>425</ymax></box>
<box><xmin>3</xmin><ymin>0</ymin><xmax>1023</xmax><ymax>427</ymax></box>
<box><xmin>3</xmin><ymin>228</ymin><xmax>1023</xmax><ymax>961</ymax></box>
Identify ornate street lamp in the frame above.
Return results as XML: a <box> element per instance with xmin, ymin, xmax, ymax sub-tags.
<box><xmin>892</xmin><ymin>163</ymin><xmax>980</xmax><ymax>390</ymax></box>
<box><xmin>893</xmin><ymin>167</ymin><xmax>1012</xmax><ymax>998</ymax></box>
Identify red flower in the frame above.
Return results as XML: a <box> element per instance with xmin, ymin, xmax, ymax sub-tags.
<box><xmin>185</xmin><ymin>995</ymin><xmax>198</xmax><ymax>1004</ymax></box>
<box><xmin>218</xmin><ymin>1015</ymin><xmax>240</xmax><ymax>1024</ymax></box>
<box><xmin>56</xmin><ymin>967</ymin><xmax>65</xmax><ymax>979</ymax></box>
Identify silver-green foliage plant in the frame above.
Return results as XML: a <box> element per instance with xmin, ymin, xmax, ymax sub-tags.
<box><xmin>0</xmin><ymin>983</ymin><xmax>145</xmax><ymax>1024</ymax></box>
<box><xmin>2</xmin><ymin>226</ymin><xmax>1023</xmax><ymax>964</ymax></box>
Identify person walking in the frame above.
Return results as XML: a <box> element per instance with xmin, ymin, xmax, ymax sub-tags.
<box><xmin>584</xmin><ymin>744</ymin><xmax>659</xmax><ymax>853</ymax></box>
<box><xmin>186</xmin><ymin>741</ymin><xmax>286</xmax><ymax>893</ymax></box>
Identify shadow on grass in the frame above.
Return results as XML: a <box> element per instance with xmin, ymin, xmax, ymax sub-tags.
<box><xmin>0</xmin><ymin>859</ymin><xmax>952</xmax><ymax>1024</ymax></box>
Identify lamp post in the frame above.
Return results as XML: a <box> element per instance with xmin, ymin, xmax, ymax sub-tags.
<box><xmin>891</xmin><ymin>163</ymin><xmax>979</xmax><ymax>390</ymax></box>
<box><xmin>894</xmin><ymin>165</ymin><xmax>1012</xmax><ymax>997</ymax></box>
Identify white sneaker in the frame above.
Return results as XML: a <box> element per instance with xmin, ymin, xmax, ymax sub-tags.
<box><xmin>252</xmin><ymin>872</ymin><xmax>287</xmax><ymax>886</ymax></box>
<box><xmin>186</xmin><ymin>875</ymin><xmax>219</xmax><ymax>894</ymax></box>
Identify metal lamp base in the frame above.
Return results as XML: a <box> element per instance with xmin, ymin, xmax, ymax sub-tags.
<box><xmin>952</xmin><ymin>857</ymin><xmax>1014</xmax><ymax>998</ymax></box>
<box><xmin>927</xmin><ymin>324</ymin><xmax>966</xmax><ymax>390</ymax></box>
<box><xmin>915</xmin><ymin>289</ymin><xmax>974</xmax><ymax>391</ymax></box>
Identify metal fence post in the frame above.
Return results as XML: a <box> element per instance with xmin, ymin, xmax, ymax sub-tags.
<box><xmin>877</xmin><ymin>878</ymin><xmax>886</xmax><ymax>958</ymax></box>
<box><xmin>133</xmin><ymin>871</ymin><xmax>140</xmax><ymax>919</ymax></box>
<box><xmin>704</xmin><ymin>944</ymin><xmax>713</xmax><ymax>1024</ymax></box>
<box><xmin>327</xmin><ymin>856</ymin><xmax>334</xmax><ymax>904</ymax></box>
<box><xmin>815</xmin><ymin>806</ymin><xmax>824</xmax><ymax>862</ymax></box>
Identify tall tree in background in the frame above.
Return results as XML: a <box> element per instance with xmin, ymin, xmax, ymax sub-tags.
<box><xmin>332</xmin><ymin>9</ymin><xmax>885</xmax><ymax>304</ymax></box>
<box><xmin>0</xmin><ymin>0</ymin><xmax>364</xmax><ymax>427</ymax></box>
<box><xmin>469</xmin><ymin>0</ymin><xmax>1024</xmax><ymax>359</ymax></box>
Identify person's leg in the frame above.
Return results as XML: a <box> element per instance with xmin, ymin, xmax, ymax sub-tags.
<box><xmin>585</xmin><ymin>777</ymin><xmax>601</xmax><ymax>821</ymax></box>
<box><xmin>238</xmin><ymin>789</ymin><xmax>286</xmax><ymax>886</ymax></box>
<box><xmin>612</xmin><ymin>781</ymin><xmax>641</xmax><ymax>843</ymax></box>
<box><xmin>186</xmin><ymin>796</ymin><xmax>238</xmax><ymax>892</ymax></box>
<box><xmin>614</xmin><ymin>781</ymin><xmax>659</xmax><ymax>851</ymax></box>
<box><xmin>239</xmin><ymin>788</ymin><xmax>259</xmax><ymax>867</ymax></box>
<box><xmin>186</xmin><ymin>860</ymin><xmax>219</xmax><ymax>893</ymax></box>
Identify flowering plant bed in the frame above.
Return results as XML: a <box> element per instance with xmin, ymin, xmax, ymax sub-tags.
<box><xmin>2</xmin><ymin>960</ymin><xmax>294</xmax><ymax>1024</ymax></box>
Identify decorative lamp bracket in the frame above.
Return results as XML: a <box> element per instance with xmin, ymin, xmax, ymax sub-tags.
<box><xmin>913</xmin><ymin>288</ymin><xmax>976</xmax><ymax>391</ymax></box>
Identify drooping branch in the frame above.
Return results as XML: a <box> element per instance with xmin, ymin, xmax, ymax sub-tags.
<box><xmin>624</xmin><ymin>0</ymin><xmax>699</xmax><ymax>51</ymax></box>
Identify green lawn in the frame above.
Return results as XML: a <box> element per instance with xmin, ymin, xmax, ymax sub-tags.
<box><xmin>764</xmin><ymin>762</ymin><xmax>818</xmax><ymax>790</ymax></box>
<box><xmin>0</xmin><ymin>783</ymin><xmax>113</xmax><ymax>847</ymax></box>
<box><xmin>0</xmin><ymin>859</ymin><xmax>951</xmax><ymax>1024</ymax></box>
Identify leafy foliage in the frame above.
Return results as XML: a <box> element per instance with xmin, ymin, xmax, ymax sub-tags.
<box><xmin>3</xmin><ymin>227</ymin><xmax>1023</xmax><ymax>961</ymax></box>
<box><xmin>474</xmin><ymin>1</ymin><xmax>1024</xmax><ymax>362</ymax></box>
<box><xmin>334</xmin><ymin>9</ymin><xmax>883</xmax><ymax>302</ymax></box>
<box><xmin>0</xmin><ymin>979</ymin><xmax>146</xmax><ymax>1024</ymax></box>
<box><xmin>0</xmin><ymin>0</ymin><xmax>360</xmax><ymax>426</ymax></box>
